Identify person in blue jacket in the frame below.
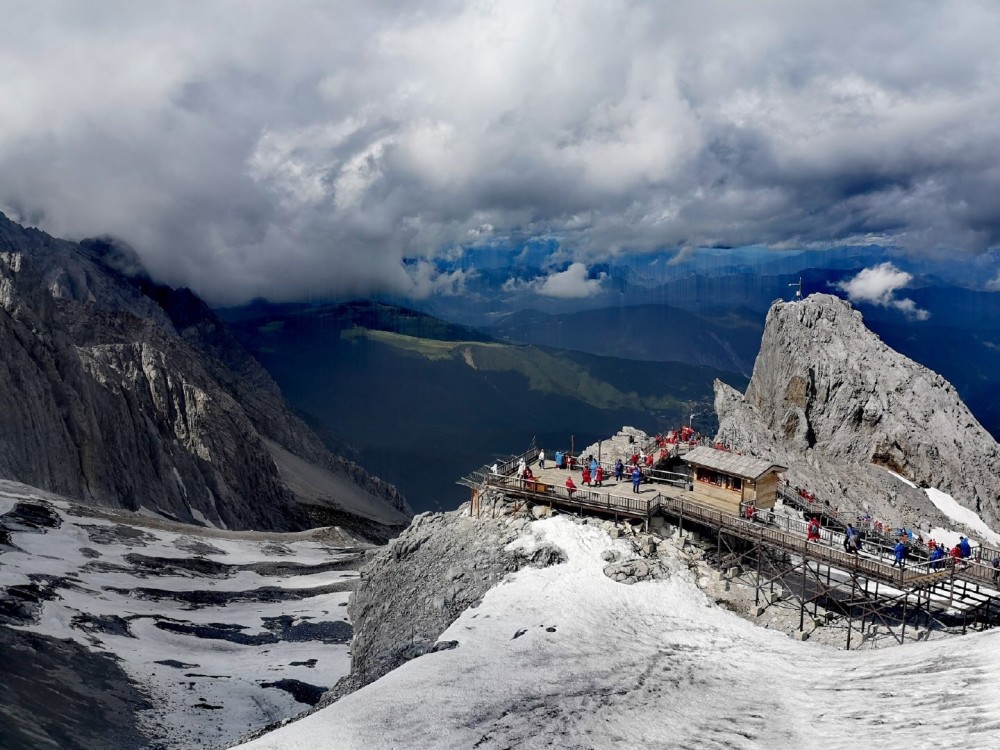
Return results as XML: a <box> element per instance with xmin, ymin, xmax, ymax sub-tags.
<box><xmin>958</xmin><ymin>536</ymin><xmax>972</xmax><ymax>559</ymax></box>
<box><xmin>930</xmin><ymin>545</ymin><xmax>946</xmax><ymax>570</ymax></box>
<box><xmin>892</xmin><ymin>540</ymin><xmax>907</xmax><ymax>568</ymax></box>
<box><xmin>554</xmin><ymin>450</ymin><xmax>564</xmax><ymax>470</ymax></box>
<box><xmin>631</xmin><ymin>465</ymin><xmax>643</xmax><ymax>494</ymax></box>
<box><xmin>615</xmin><ymin>458</ymin><xmax>625</xmax><ymax>483</ymax></box>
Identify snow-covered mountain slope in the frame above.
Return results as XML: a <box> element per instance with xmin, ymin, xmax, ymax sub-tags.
<box><xmin>0</xmin><ymin>480</ymin><xmax>364</xmax><ymax>750</ymax></box>
<box><xmin>237</xmin><ymin>515</ymin><xmax>1000</xmax><ymax>750</ymax></box>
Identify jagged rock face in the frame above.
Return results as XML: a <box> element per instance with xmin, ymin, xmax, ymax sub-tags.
<box><xmin>716</xmin><ymin>294</ymin><xmax>1000</xmax><ymax>528</ymax></box>
<box><xmin>0</xmin><ymin>214</ymin><xmax>410</xmax><ymax>535</ymax></box>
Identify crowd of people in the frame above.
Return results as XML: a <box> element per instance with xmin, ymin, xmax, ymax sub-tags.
<box><xmin>803</xmin><ymin>514</ymin><xmax>994</xmax><ymax>576</ymax></box>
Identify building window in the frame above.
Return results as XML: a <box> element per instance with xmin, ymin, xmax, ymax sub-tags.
<box><xmin>696</xmin><ymin>468</ymin><xmax>742</xmax><ymax>492</ymax></box>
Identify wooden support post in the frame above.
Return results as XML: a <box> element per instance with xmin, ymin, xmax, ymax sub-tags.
<box><xmin>847</xmin><ymin>572</ymin><xmax>858</xmax><ymax>650</ymax></box>
<box><xmin>755</xmin><ymin>538</ymin><xmax>764</xmax><ymax>607</ymax></box>
<box><xmin>860</xmin><ymin>578</ymin><xmax>870</xmax><ymax>634</ymax></box>
<box><xmin>799</xmin><ymin>557</ymin><xmax>808</xmax><ymax>633</ymax></box>
<box><xmin>901</xmin><ymin>588</ymin><xmax>908</xmax><ymax>642</ymax></box>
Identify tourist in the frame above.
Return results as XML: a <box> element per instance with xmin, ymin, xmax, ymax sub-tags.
<box><xmin>538</xmin><ymin>449</ymin><xmax>545</xmax><ymax>470</ymax></box>
<box><xmin>517</xmin><ymin>457</ymin><xmax>526</xmax><ymax>478</ymax></box>
<box><xmin>949</xmin><ymin>544</ymin><xmax>962</xmax><ymax>566</ymax></box>
<box><xmin>491</xmin><ymin>462</ymin><xmax>499</xmax><ymax>475</ymax></box>
<box><xmin>581</xmin><ymin>466</ymin><xmax>591</xmax><ymax>487</ymax></box>
<box><xmin>844</xmin><ymin>525</ymin><xmax>860</xmax><ymax>554</ymax></box>
<box><xmin>930</xmin><ymin>545</ymin><xmax>945</xmax><ymax>570</ymax></box>
<box><xmin>959</xmin><ymin>536</ymin><xmax>972</xmax><ymax>559</ymax></box>
<box><xmin>590</xmin><ymin>457</ymin><xmax>598</xmax><ymax>477</ymax></box>
<box><xmin>892</xmin><ymin>540</ymin><xmax>907</xmax><ymax>568</ymax></box>
<box><xmin>807</xmin><ymin>517</ymin><xmax>821</xmax><ymax>542</ymax></box>
<box><xmin>992</xmin><ymin>556</ymin><xmax>1000</xmax><ymax>583</ymax></box>
<box><xmin>594</xmin><ymin>465</ymin><xmax>604</xmax><ymax>487</ymax></box>
<box><xmin>615</xmin><ymin>458</ymin><xmax>625</xmax><ymax>483</ymax></box>
<box><xmin>631</xmin><ymin>465</ymin><xmax>642</xmax><ymax>494</ymax></box>
<box><xmin>565</xmin><ymin>476</ymin><xmax>576</xmax><ymax>497</ymax></box>
<box><xmin>555</xmin><ymin>450</ymin><xmax>564</xmax><ymax>469</ymax></box>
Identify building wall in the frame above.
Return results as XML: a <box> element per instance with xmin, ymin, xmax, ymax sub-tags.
<box><xmin>689</xmin><ymin>465</ymin><xmax>784</xmax><ymax>513</ymax></box>
<box><xmin>691</xmin><ymin>468</ymin><xmax>744</xmax><ymax>512</ymax></box>
<box><xmin>754</xmin><ymin>474</ymin><xmax>779</xmax><ymax>509</ymax></box>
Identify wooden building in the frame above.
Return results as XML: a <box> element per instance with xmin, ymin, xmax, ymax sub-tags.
<box><xmin>682</xmin><ymin>446</ymin><xmax>787</xmax><ymax>514</ymax></box>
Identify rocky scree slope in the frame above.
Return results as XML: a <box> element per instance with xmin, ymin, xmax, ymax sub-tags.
<box><xmin>715</xmin><ymin>293</ymin><xmax>1000</xmax><ymax>529</ymax></box>
<box><xmin>0</xmin><ymin>214</ymin><xmax>409</xmax><ymax>535</ymax></box>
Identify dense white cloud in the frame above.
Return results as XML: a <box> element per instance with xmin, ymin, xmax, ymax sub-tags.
<box><xmin>535</xmin><ymin>263</ymin><xmax>606</xmax><ymax>299</ymax></box>
<box><xmin>2</xmin><ymin>1</ymin><xmax>1000</xmax><ymax>303</ymax></box>
<box><xmin>837</xmin><ymin>263</ymin><xmax>930</xmax><ymax>320</ymax></box>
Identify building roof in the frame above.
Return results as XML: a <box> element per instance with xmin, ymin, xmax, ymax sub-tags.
<box><xmin>682</xmin><ymin>446</ymin><xmax>788</xmax><ymax>481</ymax></box>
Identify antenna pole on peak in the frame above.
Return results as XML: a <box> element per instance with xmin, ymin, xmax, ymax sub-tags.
<box><xmin>789</xmin><ymin>277</ymin><xmax>802</xmax><ymax>300</ymax></box>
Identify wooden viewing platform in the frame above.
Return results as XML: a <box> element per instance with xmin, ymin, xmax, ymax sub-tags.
<box><xmin>463</xmin><ymin>446</ymin><xmax>1000</xmax><ymax>645</ymax></box>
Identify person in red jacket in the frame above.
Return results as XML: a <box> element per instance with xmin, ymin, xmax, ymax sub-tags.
<box><xmin>581</xmin><ymin>466</ymin><xmax>591</xmax><ymax>487</ymax></box>
<box><xmin>565</xmin><ymin>476</ymin><xmax>576</xmax><ymax>497</ymax></box>
<box><xmin>594</xmin><ymin>465</ymin><xmax>603</xmax><ymax>487</ymax></box>
<box><xmin>807</xmin><ymin>517</ymin><xmax>821</xmax><ymax>542</ymax></box>
<box><xmin>949</xmin><ymin>544</ymin><xmax>962</xmax><ymax>565</ymax></box>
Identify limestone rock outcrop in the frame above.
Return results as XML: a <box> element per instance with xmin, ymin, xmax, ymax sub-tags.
<box><xmin>0</xmin><ymin>213</ymin><xmax>410</xmax><ymax>536</ymax></box>
<box><xmin>715</xmin><ymin>293</ymin><xmax>1000</xmax><ymax>530</ymax></box>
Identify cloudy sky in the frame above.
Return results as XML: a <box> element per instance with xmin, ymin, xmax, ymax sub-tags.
<box><xmin>2</xmin><ymin>0</ymin><xmax>999</xmax><ymax>304</ymax></box>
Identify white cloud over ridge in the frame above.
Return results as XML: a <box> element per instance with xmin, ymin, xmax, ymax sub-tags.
<box><xmin>536</xmin><ymin>263</ymin><xmax>607</xmax><ymax>299</ymax></box>
<box><xmin>2</xmin><ymin>1</ymin><xmax>1000</xmax><ymax>303</ymax></box>
<box><xmin>501</xmin><ymin>262</ymin><xmax>606</xmax><ymax>299</ymax></box>
<box><xmin>837</xmin><ymin>263</ymin><xmax>930</xmax><ymax>320</ymax></box>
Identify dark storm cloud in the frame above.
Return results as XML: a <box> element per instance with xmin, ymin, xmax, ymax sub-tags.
<box><xmin>2</xmin><ymin>0</ymin><xmax>999</xmax><ymax>303</ymax></box>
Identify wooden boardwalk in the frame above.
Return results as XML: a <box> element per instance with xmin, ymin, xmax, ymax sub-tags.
<box><xmin>469</xmin><ymin>452</ymin><xmax>1000</xmax><ymax>595</ymax></box>
<box><xmin>464</xmin><ymin>445</ymin><xmax>1000</xmax><ymax>644</ymax></box>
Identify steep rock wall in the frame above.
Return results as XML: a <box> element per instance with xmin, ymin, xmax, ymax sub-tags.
<box><xmin>0</xmin><ymin>214</ymin><xmax>409</xmax><ymax>534</ymax></box>
<box><xmin>716</xmin><ymin>294</ymin><xmax>1000</xmax><ymax>529</ymax></box>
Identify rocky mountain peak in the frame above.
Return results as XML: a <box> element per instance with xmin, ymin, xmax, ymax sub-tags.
<box><xmin>716</xmin><ymin>293</ymin><xmax>1000</xmax><ymax>530</ymax></box>
<box><xmin>0</xmin><ymin>213</ymin><xmax>411</xmax><ymax>539</ymax></box>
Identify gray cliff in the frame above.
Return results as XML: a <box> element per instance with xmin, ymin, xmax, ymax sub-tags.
<box><xmin>0</xmin><ymin>214</ymin><xmax>411</xmax><ymax>536</ymax></box>
<box><xmin>715</xmin><ymin>293</ymin><xmax>1000</xmax><ymax>531</ymax></box>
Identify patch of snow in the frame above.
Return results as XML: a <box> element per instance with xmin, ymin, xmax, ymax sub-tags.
<box><xmin>925</xmin><ymin>487</ymin><xmax>1000</xmax><ymax>546</ymax></box>
<box><xmin>172</xmin><ymin>466</ymin><xmax>188</xmax><ymax>498</ymax></box>
<box><xmin>884</xmin><ymin>468</ymin><xmax>917</xmax><ymax>488</ymax></box>
<box><xmin>137</xmin><ymin>506</ymin><xmax>169</xmax><ymax>521</ymax></box>
<box><xmin>234</xmin><ymin>516</ymin><xmax>1000</xmax><ymax>749</ymax></box>
<box><xmin>0</xmin><ymin>485</ymin><xmax>360</xmax><ymax>750</ymax></box>
<box><xmin>191</xmin><ymin>507</ymin><xmax>218</xmax><ymax>529</ymax></box>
